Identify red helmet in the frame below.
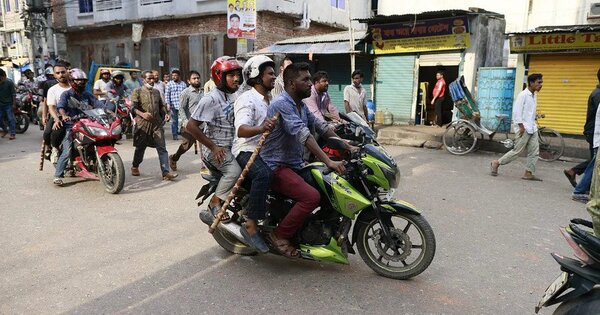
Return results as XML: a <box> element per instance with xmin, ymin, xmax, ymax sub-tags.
<box><xmin>211</xmin><ymin>56</ymin><xmax>242</xmax><ymax>90</ymax></box>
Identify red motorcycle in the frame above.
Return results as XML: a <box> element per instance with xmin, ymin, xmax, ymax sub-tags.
<box><xmin>63</xmin><ymin>108</ymin><xmax>125</xmax><ymax>194</ymax></box>
<box><xmin>114</xmin><ymin>97</ymin><xmax>134</xmax><ymax>138</ymax></box>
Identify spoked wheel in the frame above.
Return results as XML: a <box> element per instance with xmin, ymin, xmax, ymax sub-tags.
<box><xmin>442</xmin><ymin>121</ymin><xmax>477</xmax><ymax>155</ymax></box>
<box><xmin>357</xmin><ymin>213</ymin><xmax>436</xmax><ymax>280</ymax></box>
<box><xmin>212</xmin><ymin>223</ymin><xmax>257</xmax><ymax>256</ymax></box>
<box><xmin>99</xmin><ymin>152</ymin><xmax>125</xmax><ymax>194</ymax></box>
<box><xmin>538</xmin><ymin>128</ymin><xmax>564</xmax><ymax>162</ymax></box>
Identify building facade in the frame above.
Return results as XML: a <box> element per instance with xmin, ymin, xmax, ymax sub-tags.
<box><xmin>1</xmin><ymin>0</ymin><xmax>32</xmax><ymax>79</ymax></box>
<box><xmin>51</xmin><ymin>0</ymin><xmax>372</xmax><ymax>83</ymax></box>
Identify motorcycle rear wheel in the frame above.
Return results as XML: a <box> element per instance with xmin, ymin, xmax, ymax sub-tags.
<box><xmin>212</xmin><ymin>224</ymin><xmax>258</xmax><ymax>256</ymax></box>
<box><xmin>15</xmin><ymin>113</ymin><xmax>29</xmax><ymax>134</ymax></box>
<box><xmin>99</xmin><ymin>152</ymin><xmax>125</xmax><ymax>194</ymax></box>
<box><xmin>357</xmin><ymin>212</ymin><xmax>436</xmax><ymax>280</ymax></box>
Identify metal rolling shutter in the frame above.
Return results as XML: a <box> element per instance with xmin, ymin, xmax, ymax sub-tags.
<box><xmin>375</xmin><ymin>55</ymin><xmax>416</xmax><ymax>123</ymax></box>
<box><xmin>528</xmin><ymin>54</ymin><xmax>600</xmax><ymax>135</ymax></box>
<box><xmin>418</xmin><ymin>51</ymin><xmax>462</xmax><ymax>66</ymax></box>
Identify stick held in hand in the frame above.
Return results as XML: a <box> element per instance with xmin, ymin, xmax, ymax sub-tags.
<box><xmin>208</xmin><ymin>112</ymin><xmax>280</xmax><ymax>233</ymax></box>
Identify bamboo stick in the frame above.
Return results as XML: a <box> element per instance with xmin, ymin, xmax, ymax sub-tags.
<box><xmin>209</xmin><ymin>112</ymin><xmax>280</xmax><ymax>233</ymax></box>
<box><xmin>39</xmin><ymin>139</ymin><xmax>45</xmax><ymax>171</ymax></box>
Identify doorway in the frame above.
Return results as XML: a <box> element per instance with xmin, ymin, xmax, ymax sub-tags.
<box><xmin>416</xmin><ymin>65</ymin><xmax>458</xmax><ymax>126</ymax></box>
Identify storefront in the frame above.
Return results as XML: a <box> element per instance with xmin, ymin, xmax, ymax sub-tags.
<box><xmin>509</xmin><ymin>26</ymin><xmax>600</xmax><ymax>135</ymax></box>
<box><xmin>359</xmin><ymin>9</ymin><xmax>506</xmax><ymax>125</ymax></box>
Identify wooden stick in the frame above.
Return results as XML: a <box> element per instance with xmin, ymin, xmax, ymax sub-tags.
<box><xmin>194</xmin><ymin>140</ymin><xmax>198</xmax><ymax>155</ymax></box>
<box><xmin>209</xmin><ymin>112</ymin><xmax>280</xmax><ymax>234</ymax></box>
<box><xmin>39</xmin><ymin>139</ymin><xmax>45</xmax><ymax>171</ymax></box>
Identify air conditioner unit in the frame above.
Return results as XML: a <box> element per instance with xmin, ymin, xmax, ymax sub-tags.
<box><xmin>588</xmin><ymin>2</ymin><xmax>600</xmax><ymax>19</ymax></box>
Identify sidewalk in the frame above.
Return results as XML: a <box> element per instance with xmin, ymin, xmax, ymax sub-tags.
<box><xmin>376</xmin><ymin>124</ymin><xmax>590</xmax><ymax>161</ymax></box>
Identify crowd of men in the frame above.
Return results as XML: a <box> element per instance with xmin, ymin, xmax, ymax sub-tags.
<box><xmin>12</xmin><ymin>55</ymin><xmax>368</xmax><ymax>255</ymax></box>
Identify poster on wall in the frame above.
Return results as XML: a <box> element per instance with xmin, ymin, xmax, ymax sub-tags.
<box><xmin>227</xmin><ymin>0</ymin><xmax>256</xmax><ymax>39</ymax></box>
<box><xmin>371</xmin><ymin>16</ymin><xmax>470</xmax><ymax>55</ymax></box>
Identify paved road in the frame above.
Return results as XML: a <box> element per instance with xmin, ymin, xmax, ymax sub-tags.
<box><xmin>0</xmin><ymin>127</ymin><xmax>589</xmax><ymax>314</ymax></box>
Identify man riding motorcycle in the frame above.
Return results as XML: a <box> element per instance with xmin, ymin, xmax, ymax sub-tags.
<box><xmin>231</xmin><ymin>55</ymin><xmax>278</xmax><ymax>253</ymax></box>
<box><xmin>105</xmin><ymin>70</ymin><xmax>130</xmax><ymax>112</ymax></box>
<box><xmin>259</xmin><ymin>62</ymin><xmax>346</xmax><ymax>258</ymax></box>
<box><xmin>53</xmin><ymin>68</ymin><xmax>105</xmax><ymax>186</ymax></box>
<box><xmin>186</xmin><ymin>56</ymin><xmax>243</xmax><ymax>222</ymax></box>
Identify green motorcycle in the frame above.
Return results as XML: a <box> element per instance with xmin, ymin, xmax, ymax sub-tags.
<box><xmin>196</xmin><ymin>136</ymin><xmax>436</xmax><ymax>280</ymax></box>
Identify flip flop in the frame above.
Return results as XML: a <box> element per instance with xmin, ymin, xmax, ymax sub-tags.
<box><xmin>240</xmin><ymin>225</ymin><xmax>269</xmax><ymax>253</ymax></box>
<box><xmin>209</xmin><ymin>205</ymin><xmax>231</xmax><ymax>224</ymax></box>
<box><xmin>267</xmin><ymin>232</ymin><xmax>299</xmax><ymax>259</ymax></box>
<box><xmin>490</xmin><ymin>162</ymin><xmax>498</xmax><ymax>176</ymax></box>
<box><xmin>521</xmin><ymin>176</ymin><xmax>543</xmax><ymax>181</ymax></box>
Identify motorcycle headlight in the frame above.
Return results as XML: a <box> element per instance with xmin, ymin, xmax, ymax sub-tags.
<box><xmin>112</xmin><ymin>125</ymin><xmax>122</xmax><ymax>135</ymax></box>
<box><xmin>87</xmin><ymin>126</ymin><xmax>109</xmax><ymax>136</ymax></box>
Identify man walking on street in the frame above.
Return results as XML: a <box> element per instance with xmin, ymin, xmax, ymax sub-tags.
<box><xmin>152</xmin><ymin>70</ymin><xmax>166</xmax><ymax>102</ymax></box>
<box><xmin>344</xmin><ymin>69</ymin><xmax>368</xmax><ymax>122</ymax></box>
<box><xmin>130</xmin><ymin>71</ymin><xmax>178</xmax><ymax>180</ymax></box>
<box><xmin>431</xmin><ymin>70</ymin><xmax>446</xmax><ymax>127</ymax></box>
<box><xmin>490</xmin><ymin>73</ymin><xmax>544</xmax><ymax>181</ymax></box>
<box><xmin>169</xmin><ymin>70</ymin><xmax>204</xmax><ymax>171</ymax></box>
<box><xmin>0</xmin><ymin>69</ymin><xmax>17</xmax><ymax>140</ymax></box>
<box><xmin>165</xmin><ymin>69</ymin><xmax>187</xmax><ymax>141</ymax></box>
<box><xmin>564</xmin><ymin>68</ymin><xmax>600</xmax><ymax>188</ymax></box>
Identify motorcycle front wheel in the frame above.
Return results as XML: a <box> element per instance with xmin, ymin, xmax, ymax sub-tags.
<box><xmin>15</xmin><ymin>113</ymin><xmax>29</xmax><ymax>134</ymax></box>
<box><xmin>357</xmin><ymin>212</ymin><xmax>436</xmax><ymax>280</ymax></box>
<box><xmin>99</xmin><ymin>152</ymin><xmax>125</xmax><ymax>194</ymax></box>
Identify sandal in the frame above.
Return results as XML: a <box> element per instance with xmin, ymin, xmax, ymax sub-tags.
<box><xmin>521</xmin><ymin>176</ymin><xmax>542</xmax><ymax>181</ymax></box>
<box><xmin>267</xmin><ymin>232</ymin><xmax>300</xmax><ymax>259</ymax></box>
<box><xmin>209</xmin><ymin>204</ymin><xmax>231</xmax><ymax>224</ymax></box>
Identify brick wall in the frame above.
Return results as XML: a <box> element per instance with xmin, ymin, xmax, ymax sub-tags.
<box><xmin>51</xmin><ymin>0</ymin><xmax>67</xmax><ymax>30</ymax></box>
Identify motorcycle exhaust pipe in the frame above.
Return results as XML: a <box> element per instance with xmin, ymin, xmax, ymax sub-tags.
<box><xmin>199</xmin><ymin>208</ymin><xmax>248</xmax><ymax>245</ymax></box>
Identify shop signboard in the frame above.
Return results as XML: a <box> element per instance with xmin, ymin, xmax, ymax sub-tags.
<box><xmin>509</xmin><ymin>32</ymin><xmax>600</xmax><ymax>53</ymax></box>
<box><xmin>371</xmin><ymin>16</ymin><xmax>470</xmax><ymax>55</ymax></box>
<box><xmin>227</xmin><ymin>0</ymin><xmax>256</xmax><ymax>39</ymax></box>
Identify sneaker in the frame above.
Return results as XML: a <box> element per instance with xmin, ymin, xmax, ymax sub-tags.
<box><xmin>162</xmin><ymin>172</ymin><xmax>178</xmax><ymax>180</ymax></box>
<box><xmin>131</xmin><ymin>167</ymin><xmax>140</xmax><ymax>176</ymax></box>
<box><xmin>572</xmin><ymin>193</ymin><xmax>590</xmax><ymax>204</ymax></box>
<box><xmin>169</xmin><ymin>154</ymin><xmax>178</xmax><ymax>171</ymax></box>
<box><xmin>0</xmin><ymin>131</ymin><xmax>6</xmax><ymax>138</ymax></box>
<box><xmin>50</xmin><ymin>148</ymin><xmax>59</xmax><ymax>164</ymax></box>
<box><xmin>240</xmin><ymin>225</ymin><xmax>269</xmax><ymax>253</ymax></box>
<box><xmin>53</xmin><ymin>177</ymin><xmax>64</xmax><ymax>186</ymax></box>
<box><xmin>8</xmin><ymin>134</ymin><xmax>15</xmax><ymax>140</ymax></box>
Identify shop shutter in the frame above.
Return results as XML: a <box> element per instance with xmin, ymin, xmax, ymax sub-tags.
<box><xmin>528</xmin><ymin>54</ymin><xmax>600</xmax><ymax>135</ymax></box>
<box><xmin>418</xmin><ymin>52</ymin><xmax>462</xmax><ymax>66</ymax></box>
<box><xmin>375</xmin><ymin>55</ymin><xmax>416</xmax><ymax>123</ymax></box>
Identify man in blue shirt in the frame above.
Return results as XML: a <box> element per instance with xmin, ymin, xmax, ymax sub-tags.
<box><xmin>53</xmin><ymin>68</ymin><xmax>104</xmax><ymax>186</ymax></box>
<box><xmin>260</xmin><ymin>62</ymin><xmax>345</xmax><ymax>258</ymax></box>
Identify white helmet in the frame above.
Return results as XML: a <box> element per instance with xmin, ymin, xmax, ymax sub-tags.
<box><xmin>242</xmin><ymin>55</ymin><xmax>275</xmax><ymax>84</ymax></box>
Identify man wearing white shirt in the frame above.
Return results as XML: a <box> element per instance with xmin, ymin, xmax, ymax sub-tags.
<box><xmin>231</xmin><ymin>55</ymin><xmax>277</xmax><ymax>253</ymax></box>
<box><xmin>490</xmin><ymin>73</ymin><xmax>543</xmax><ymax>181</ymax></box>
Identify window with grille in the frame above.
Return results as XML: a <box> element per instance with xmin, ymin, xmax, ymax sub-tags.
<box><xmin>330</xmin><ymin>0</ymin><xmax>344</xmax><ymax>10</ymax></box>
<box><xmin>140</xmin><ymin>0</ymin><xmax>172</xmax><ymax>6</ymax></box>
<box><xmin>79</xmin><ymin>0</ymin><xmax>93</xmax><ymax>13</ymax></box>
<box><xmin>96</xmin><ymin>0</ymin><xmax>122</xmax><ymax>11</ymax></box>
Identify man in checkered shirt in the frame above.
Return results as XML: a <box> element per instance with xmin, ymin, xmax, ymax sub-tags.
<box><xmin>165</xmin><ymin>69</ymin><xmax>188</xmax><ymax>140</ymax></box>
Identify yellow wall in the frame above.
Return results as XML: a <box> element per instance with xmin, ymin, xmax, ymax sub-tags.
<box><xmin>528</xmin><ymin>54</ymin><xmax>600</xmax><ymax>135</ymax></box>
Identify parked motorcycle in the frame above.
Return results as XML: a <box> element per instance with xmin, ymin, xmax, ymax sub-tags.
<box><xmin>114</xmin><ymin>97</ymin><xmax>133</xmax><ymax>138</ymax></box>
<box><xmin>57</xmin><ymin>108</ymin><xmax>125</xmax><ymax>194</ymax></box>
<box><xmin>13</xmin><ymin>104</ymin><xmax>29</xmax><ymax>134</ymax></box>
<box><xmin>535</xmin><ymin>218</ymin><xmax>600</xmax><ymax>314</ymax></box>
<box><xmin>196</xmin><ymin>125</ymin><xmax>436</xmax><ymax>280</ymax></box>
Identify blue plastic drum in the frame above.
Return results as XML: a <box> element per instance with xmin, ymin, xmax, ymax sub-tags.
<box><xmin>367</xmin><ymin>100</ymin><xmax>375</xmax><ymax>122</ymax></box>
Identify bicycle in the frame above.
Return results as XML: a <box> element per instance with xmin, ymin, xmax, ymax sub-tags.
<box><xmin>442</xmin><ymin>114</ymin><xmax>565</xmax><ymax>161</ymax></box>
<box><xmin>442</xmin><ymin>77</ymin><xmax>564</xmax><ymax>161</ymax></box>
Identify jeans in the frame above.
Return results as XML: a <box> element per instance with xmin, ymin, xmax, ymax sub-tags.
<box><xmin>271</xmin><ymin>166</ymin><xmax>320</xmax><ymax>239</ymax></box>
<box><xmin>575</xmin><ymin>147</ymin><xmax>598</xmax><ymax>194</ymax></box>
<box><xmin>573</xmin><ymin>134</ymin><xmax>594</xmax><ymax>175</ymax></box>
<box><xmin>133</xmin><ymin>136</ymin><xmax>170</xmax><ymax>174</ymax></box>
<box><xmin>236</xmin><ymin>151</ymin><xmax>273</xmax><ymax>220</ymax></box>
<box><xmin>498</xmin><ymin>131</ymin><xmax>539</xmax><ymax>173</ymax></box>
<box><xmin>170</xmin><ymin>108</ymin><xmax>179</xmax><ymax>139</ymax></box>
<box><xmin>54</xmin><ymin>128</ymin><xmax>73</xmax><ymax>177</ymax></box>
<box><xmin>203</xmin><ymin>147</ymin><xmax>241</xmax><ymax>200</ymax></box>
<box><xmin>0</xmin><ymin>105</ymin><xmax>16</xmax><ymax>135</ymax></box>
